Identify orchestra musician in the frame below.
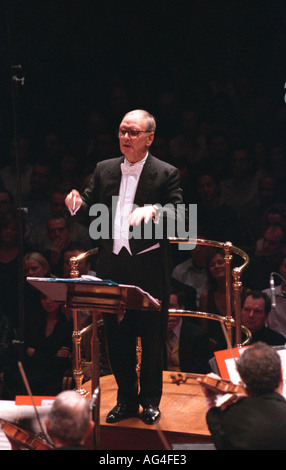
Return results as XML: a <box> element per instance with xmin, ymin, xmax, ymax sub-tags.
<box><xmin>199</xmin><ymin>342</ymin><xmax>286</xmax><ymax>450</ymax></box>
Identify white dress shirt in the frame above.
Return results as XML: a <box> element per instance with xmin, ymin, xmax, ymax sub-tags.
<box><xmin>113</xmin><ymin>155</ymin><xmax>147</xmax><ymax>255</ymax></box>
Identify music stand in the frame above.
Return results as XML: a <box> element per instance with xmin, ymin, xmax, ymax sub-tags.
<box><xmin>27</xmin><ymin>277</ymin><xmax>161</xmax><ymax>449</ymax></box>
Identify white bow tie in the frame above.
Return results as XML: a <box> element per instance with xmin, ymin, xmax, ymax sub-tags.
<box><xmin>121</xmin><ymin>162</ymin><xmax>142</xmax><ymax>177</ymax></box>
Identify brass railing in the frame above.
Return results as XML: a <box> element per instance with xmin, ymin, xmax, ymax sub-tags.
<box><xmin>169</xmin><ymin>237</ymin><xmax>251</xmax><ymax>346</ymax></box>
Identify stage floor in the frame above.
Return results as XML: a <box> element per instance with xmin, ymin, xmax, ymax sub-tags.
<box><xmin>83</xmin><ymin>371</ymin><xmax>213</xmax><ymax>450</ymax></box>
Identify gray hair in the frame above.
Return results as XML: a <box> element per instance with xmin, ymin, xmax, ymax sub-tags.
<box><xmin>124</xmin><ymin>109</ymin><xmax>157</xmax><ymax>132</ymax></box>
<box><xmin>48</xmin><ymin>391</ymin><xmax>90</xmax><ymax>445</ymax></box>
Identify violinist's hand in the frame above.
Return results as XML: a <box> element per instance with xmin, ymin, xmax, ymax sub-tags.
<box><xmin>65</xmin><ymin>189</ymin><xmax>82</xmax><ymax>215</ymax></box>
<box><xmin>128</xmin><ymin>205</ymin><xmax>156</xmax><ymax>226</ymax></box>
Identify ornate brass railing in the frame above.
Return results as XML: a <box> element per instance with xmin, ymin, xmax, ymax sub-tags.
<box><xmin>168</xmin><ymin>237</ymin><xmax>251</xmax><ymax>346</ymax></box>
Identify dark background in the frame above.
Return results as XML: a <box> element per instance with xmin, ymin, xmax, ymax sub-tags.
<box><xmin>0</xmin><ymin>0</ymin><xmax>286</xmax><ymax>167</ymax></box>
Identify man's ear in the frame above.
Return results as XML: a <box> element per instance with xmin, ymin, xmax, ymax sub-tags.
<box><xmin>146</xmin><ymin>132</ymin><xmax>155</xmax><ymax>147</ymax></box>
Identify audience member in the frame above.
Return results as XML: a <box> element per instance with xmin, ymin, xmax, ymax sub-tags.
<box><xmin>3</xmin><ymin>295</ymin><xmax>73</xmax><ymax>399</ymax></box>
<box><xmin>200</xmin><ymin>342</ymin><xmax>286</xmax><ymax>450</ymax></box>
<box><xmin>172</xmin><ymin>242</ymin><xmax>209</xmax><ymax>308</ymax></box>
<box><xmin>202</xmin><ymin>129</ymin><xmax>232</xmax><ymax>182</ymax></box>
<box><xmin>220</xmin><ymin>147</ymin><xmax>260</xmax><ymax>250</ymax></box>
<box><xmin>30</xmin><ymin>188</ymin><xmax>92</xmax><ymax>254</ymax></box>
<box><xmin>0</xmin><ymin>189</ymin><xmax>15</xmax><ymax>217</ymax></box>
<box><xmin>0</xmin><ymin>137</ymin><xmax>32</xmax><ymax>200</ymax></box>
<box><xmin>23</xmin><ymin>252</ymin><xmax>51</xmax><ymax>278</ymax></box>
<box><xmin>0</xmin><ymin>212</ymin><xmax>33</xmax><ymax>328</ymax></box>
<box><xmin>41</xmin><ymin>131</ymin><xmax>65</xmax><ymax>173</ymax></box>
<box><xmin>263</xmin><ymin>254</ymin><xmax>286</xmax><ymax>337</ymax></box>
<box><xmin>254</xmin><ymin>204</ymin><xmax>286</xmax><ymax>256</ymax></box>
<box><xmin>241</xmin><ymin>290</ymin><xmax>286</xmax><ymax>346</ymax></box>
<box><xmin>169</xmin><ymin>108</ymin><xmax>207</xmax><ymax>166</ymax></box>
<box><xmin>257</xmin><ymin>174</ymin><xmax>279</xmax><ymax>214</ymax></box>
<box><xmin>53</xmin><ymin>150</ymin><xmax>82</xmax><ymax>192</ymax></box>
<box><xmin>44</xmin><ymin>217</ymin><xmax>73</xmax><ymax>276</ymax></box>
<box><xmin>196</xmin><ymin>171</ymin><xmax>241</xmax><ymax>245</ymax></box>
<box><xmin>46</xmin><ymin>390</ymin><xmax>94</xmax><ymax>450</ymax></box>
<box><xmin>165</xmin><ymin>291</ymin><xmax>211</xmax><ymax>374</ymax></box>
<box><xmin>22</xmin><ymin>161</ymin><xmax>53</xmax><ymax>238</ymax></box>
<box><xmin>23</xmin><ymin>252</ymin><xmax>54</xmax><ymax>332</ymax></box>
<box><xmin>242</xmin><ymin>225</ymin><xmax>286</xmax><ymax>290</ymax></box>
<box><xmin>199</xmin><ymin>247</ymin><xmax>247</xmax><ymax>350</ymax></box>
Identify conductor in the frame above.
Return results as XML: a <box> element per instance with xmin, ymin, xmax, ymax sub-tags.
<box><xmin>65</xmin><ymin>109</ymin><xmax>184</xmax><ymax>425</ymax></box>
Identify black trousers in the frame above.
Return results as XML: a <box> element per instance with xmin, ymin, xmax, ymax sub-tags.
<box><xmin>97</xmin><ymin>246</ymin><xmax>167</xmax><ymax>408</ymax></box>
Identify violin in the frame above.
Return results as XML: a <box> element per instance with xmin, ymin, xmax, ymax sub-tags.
<box><xmin>0</xmin><ymin>419</ymin><xmax>53</xmax><ymax>450</ymax></box>
<box><xmin>170</xmin><ymin>372</ymin><xmax>205</xmax><ymax>385</ymax></box>
<box><xmin>196</xmin><ymin>374</ymin><xmax>246</xmax><ymax>396</ymax></box>
<box><xmin>170</xmin><ymin>373</ymin><xmax>246</xmax><ymax>397</ymax></box>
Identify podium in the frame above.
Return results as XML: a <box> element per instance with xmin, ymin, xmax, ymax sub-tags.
<box><xmin>27</xmin><ymin>277</ymin><xmax>161</xmax><ymax>448</ymax></box>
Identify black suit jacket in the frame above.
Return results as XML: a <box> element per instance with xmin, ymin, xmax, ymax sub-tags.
<box><xmin>207</xmin><ymin>392</ymin><xmax>286</xmax><ymax>450</ymax></box>
<box><xmin>79</xmin><ymin>153</ymin><xmax>184</xmax><ymax>256</ymax></box>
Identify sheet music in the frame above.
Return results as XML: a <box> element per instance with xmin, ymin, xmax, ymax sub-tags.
<box><xmin>224</xmin><ymin>358</ymin><xmax>242</xmax><ymax>385</ymax></box>
<box><xmin>119</xmin><ymin>284</ymin><xmax>161</xmax><ymax>308</ymax></box>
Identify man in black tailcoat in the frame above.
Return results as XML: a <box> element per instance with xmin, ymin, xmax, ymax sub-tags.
<box><xmin>65</xmin><ymin>109</ymin><xmax>184</xmax><ymax>425</ymax></box>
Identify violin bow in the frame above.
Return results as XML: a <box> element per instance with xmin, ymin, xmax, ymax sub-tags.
<box><xmin>17</xmin><ymin>361</ymin><xmax>54</xmax><ymax>446</ymax></box>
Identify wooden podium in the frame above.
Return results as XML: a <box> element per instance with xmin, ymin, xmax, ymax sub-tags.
<box><xmin>27</xmin><ymin>276</ymin><xmax>161</xmax><ymax>448</ymax></box>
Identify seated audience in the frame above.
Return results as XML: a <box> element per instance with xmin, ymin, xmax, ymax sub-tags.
<box><xmin>200</xmin><ymin>342</ymin><xmax>286</xmax><ymax>450</ymax></box>
<box><xmin>22</xmin><ymin>160</ymin><xmax>53</xmax><ymax>238</ymax></box>
<box><xmin>254</xmin><ymin>203</ymin><xmax>286</xmax><ymax>256</ymax></box>
<box><xmin>242</xmin><ymin>224</ymin><xmax>286</xmax><ymax>291</ymax></box>
<box><xmin>0</xmin><ymin>212</ymin><xmax>33</xmax><ymax>328</ymax></box>
<box><xmin>23</xmin><ymin>252</ymin><xmax>51</xmax><ymax>278</ymax></box>
<box><xmin>30</xmin><ymin>188</ymin><xmax>92</xmax><ymax>254</ymax></box>
<box><xmin>0</xmin><ymin>189</ymin><xmax>15</xmax><ymax>217</ymax></box>
<box><xmin>0</xmin><ymin>136</ymin><xmax>32</xmax><ymax>200</ymax></box>
<box><xmin>44</xmin><ymin>217</ymin><xmax>73</xmax><ymax>276</ymax></box>
<box><xmin>220</xmin><ymin>147</ymin><xmax>260</xmax><ymax>251</ymax></box>
<box><xmin>172</xmin><ymin>242</ymin><xmax>209</xmax><ymax>307</ymax></box>
<box><xmin>23</xmin><ymin>252</ymin><xmax>53</xmax><ymax>322</ymax></box>
<box><xmin>3</xmin><ymin>295</ymin><xmax>73</xmax><ymax>398</ymax></box>
<box><xmin>165</xmin><ymin>291</ymin><xmax>211</xmax><ymax>374</ymax></box>
<box><xmin>196</xmin><ymin>171</ymin><xmax>241</xmax><ymax>245</ymax></box>
<box><xmin>199</xmin><ymin>248</ymin><xmax>245</xmax><ymax>350</ymax></box>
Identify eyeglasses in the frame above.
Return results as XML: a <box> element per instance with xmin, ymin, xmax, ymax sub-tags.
<box><xmin>118</xmin><ymin>128</ymin><xmax>150</xmax><ymax>139</ymax></box>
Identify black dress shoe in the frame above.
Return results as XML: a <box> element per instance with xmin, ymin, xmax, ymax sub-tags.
<box><xmin>140</xmin><ymin>405</ymin><xmax>161</xmax><ymax>425</ymax></box>
<box><xmin>106</xmin><ymin>403</ymin><xmax>138</xmax><ymax>423</ymax></box>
